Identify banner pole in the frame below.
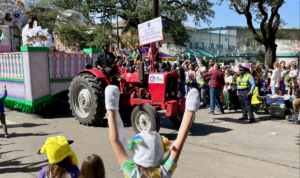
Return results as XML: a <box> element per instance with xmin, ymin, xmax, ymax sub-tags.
<box><xmin>151</xmin><ymin>43</ymin><xmax>155</xmax><ymax>72</ymax></box>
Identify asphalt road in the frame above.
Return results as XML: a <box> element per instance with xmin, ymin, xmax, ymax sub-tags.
<box><xmin>0</xmin><ymin>101</ymin><xmax>299</xmax><ymax>178</ymax></box>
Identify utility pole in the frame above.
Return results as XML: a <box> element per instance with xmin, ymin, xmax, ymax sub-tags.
<box><xmin>151</xmin><ymin>0</ymin><xmax>159</xmax><ymax>66</ymax></box>
<box><xmin>116</xmin><ymin>0</ymin><xmax>119</xmax><ymax>48</ymax></box>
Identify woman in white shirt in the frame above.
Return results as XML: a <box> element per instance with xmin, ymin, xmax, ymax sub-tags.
<box><xmin>1</xmin><ymin>13</ymin><xmax>18</xmax><ymax>52</ymax></box>
<box><xmin>270</xmin><ymin>62</ymin><xmax>281</xmax><ymax>95</ymax></box>
<box><xmin>224</xmin><ymin>69</ymin><xmax>234</xmax><ymax>111</ymax></box>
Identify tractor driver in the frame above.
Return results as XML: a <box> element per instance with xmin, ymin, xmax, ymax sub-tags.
<box><xmin>96</xmin><ymin>43</ymin><xmax>117</xmax><ymax>80</ymax></box>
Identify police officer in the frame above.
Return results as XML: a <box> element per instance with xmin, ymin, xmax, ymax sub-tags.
<box><xmin>95</xmin><ymin>43</ymin><xmax>117</xmax><ymax>80</ymax></box>
<box><xmin>237</xmin><ymin>66</ymin><xmax>256</xmax><ymax>123</ymax></box>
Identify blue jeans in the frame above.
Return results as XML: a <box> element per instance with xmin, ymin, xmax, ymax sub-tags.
<box><xmin>185</xmin><ymin>84</ymin><xmax>191</xmax><ymax>96</ymax></box>
<box><xmin>271</xmin><ymin>86</ymin><xmax>279</xmax><ymax>95</ymax></box>
<box><xmin>210</xmin><ymin>88</ymin><xmax>224</xmax><ymax>112</ymax></box>
<box><xmin>178</xmin><ymin>79</ymin><xmax>185</xmax><ymax>97</ymax></box>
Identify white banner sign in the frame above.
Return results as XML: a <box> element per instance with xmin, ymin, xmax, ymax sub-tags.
<box><xmin>138</xmin><ymin>17</ymin><xmax>164</xmax><ymax>46</ymax></box>
<box><xmin>149</xmin><ymin>74</ymin><xmax>164</xmax><ymax>84</ymax></box>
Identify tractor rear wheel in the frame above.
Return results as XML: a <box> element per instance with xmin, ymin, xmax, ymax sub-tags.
<box><xmin>131</xmin><ymin>104</ymin><xmax>160</xmax><ymax>134</ymax></box>
<box><xmin>68</xmin><ymin>73</ymin><xmax>106</xmax><ymax>125</ymax></box>
<box><xmin>169</xmin><ymin>114</ymin><xmax>183</xmax><ymax>128</ymax></box>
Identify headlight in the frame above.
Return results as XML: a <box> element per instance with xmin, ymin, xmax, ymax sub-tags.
<box><xmin>166</xmin><ymin>93</ymin><xmax>169</xmax><ymax>98</ymax></box>
<box><xmin>172</xmin><ymin>92</ymin><xmax>175</xmax><ymax>96</ymax></box>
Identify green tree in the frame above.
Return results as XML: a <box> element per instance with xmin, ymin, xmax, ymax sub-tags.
<box><xmin>52</xmin><ymin>0</ymin><xmax>215</xmax><ymax>47</ymax></box>
<box><xmin>242</xmin><ymin>29</ymin><xmax>290</xmax><ymax>49</ymax></box>
<box><xmin>120</xmin><ymin>34</ymin><xmax>139</xmax><ymax>48</ymax></box>
<box><xmin>55</xmin><ymin>22</ymin><xmax>92</xmax><ymax>50</ymax></box>
<box><xmin>28</xmin><ymin>0</ymin><xmax>81</xmax><ymax>35</ymax></box>
<box><xmin>255</xmin><ymin>50</ymin><xmax>265</xmax><ymax>63</ymax></box>
<box><xmin>90</xmin><ymin>24</ymin><xmax>117</xmax><ymax>49</ymax></box>
<box><xmin>220</xmin><ymin>0</ymin><xmax>286</xmax><ymax>67</ymax></box>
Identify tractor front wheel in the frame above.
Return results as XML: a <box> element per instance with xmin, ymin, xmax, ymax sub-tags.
<box><xmin>68</xmin><ymin>74</ymin><xmax>106</xmax><ymax>125</ymax></box>
<box><xmin>131</xmin><ymin>104</ymin><xmax>160</xmax><ymax>134</ymax></box>
<box><xmin>169</xmin><ymin>114</ymin><xmax>183</xmax><ymax>128</ymax></box>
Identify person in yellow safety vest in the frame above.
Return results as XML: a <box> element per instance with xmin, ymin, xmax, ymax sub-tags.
<box><xmin>236</xmin><ymin>66</ymin><xmax>256</xmax><ymax>123</ymax></box>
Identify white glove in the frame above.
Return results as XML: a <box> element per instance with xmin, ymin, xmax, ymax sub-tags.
<box><xmin>105</xmin><ymin>85</ymin><xmax>120</xmax><ymax>110</ymax></box>
<box><xmin>185</xmin><ymin>88</ymin><xmax>200</xmax><ymax>112</ymax></box>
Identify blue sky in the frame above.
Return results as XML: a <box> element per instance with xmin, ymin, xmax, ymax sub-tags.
<box><xmin>185</xmin><ymin>0</ymin><xmax>300</xmax><ymax>28</ymax></box>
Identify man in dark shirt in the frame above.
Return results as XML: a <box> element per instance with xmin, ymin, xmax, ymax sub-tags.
<box><xmin>202</xmin><ymin>63</ymin><xmax>225</xmax><ymax>115</ymax></box>
<box><xmin>95</xmin><ymin>43</ymin><xmax>117</xmax><ymax>79</ymax></box>
<box><xmin>177</xmin><ymin>61</ymin><xmax>185</xmax><ymax>97</ymax></box>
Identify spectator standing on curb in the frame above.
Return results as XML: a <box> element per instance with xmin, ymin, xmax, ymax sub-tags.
<box><xmin>288</xmin><ymin>64</ymin><xmax>298</xmax><ymax>97</ymax></box>
<box><xmin>270</xmin><ymin>62</ymin><xmax>281</xmax><ymax>95</ymax></box>
<box><xmin>224</xmin><ymin>69</ymin><xmax>234</xmax><ymax>112</ymax></box>
<box><xmin>177</xmin><ymin>60</ymin><xmax>186</xmax><ymax>98</ymax></box>
<box><xmin>236</xmin><ymin>67</ymin><xmax>256</xmax><ymax>123</ymax></box>
<box><xmin>252</xmin><ymin>62</ymin><xmax>263</xmax><ymax>94</ymax></box>
<box><xmin>203</xmin><ymin>56</ymin><xmax>209</xmax><ymax>70</ymax></box>
<box><xmin>202</xmin><ymin>63</ymin><xmax>225</xmax><ymax>115</ymax></box>
<box><xmin>280</xmin><ymin>61</ymin><xmax>287</xmax><ymax>94</ymax></box>
<box><xmin>0</xmin><ymin>84</ymin><xmax>8</xmax><ymax>138</ymax></box>
<box><xmin>194</xmin><ymin>54</ymin><xmax>208</xmax><ymax>108</ymax></box>
<box><xmin>182</xmin><ymin>60</ymin><xmax>196</xmax><ymax>95</ymax></box>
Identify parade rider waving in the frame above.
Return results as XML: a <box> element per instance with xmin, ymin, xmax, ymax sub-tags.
<box><xmin>237</xmin><ymin>66</ymin><xmax>256</xmax><ymax>123</ymax></box>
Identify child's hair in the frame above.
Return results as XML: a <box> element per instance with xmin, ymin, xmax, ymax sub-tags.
<box><xmin>225</xmin><ymin>69</ymin><xmax>231</xmax><ymax>74</ymax></box>
<box><xmin>46</xmin><ymin>157</ymin><xmax>72</xmax><ymax>178</ymax></box>
<box><xmin>80</xmin><ymin>154</ymin><xmax>105</xmax><ymax>178</ymax></box>
<box><xmin>291</xmin><ymin>64</ymin><xmax>296</xmax><ymax>69</ymax></box>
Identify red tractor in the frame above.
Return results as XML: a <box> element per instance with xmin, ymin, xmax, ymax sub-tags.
<box><xmin>68</xmin><ymin>62</ymin><xmax>185</xmax><ymax>133</ymax></box>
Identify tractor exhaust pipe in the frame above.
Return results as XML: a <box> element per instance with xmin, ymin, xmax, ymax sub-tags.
<box><xmin>138</xmin><ymin>62</ymin><xmax>145</xmax><ymax>83</ymax></box>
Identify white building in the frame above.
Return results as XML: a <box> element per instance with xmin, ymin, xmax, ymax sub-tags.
<box><xmin>161</xmin><ymin>26</ymin><xmax>300</xmax><ymax>71</ymax></box>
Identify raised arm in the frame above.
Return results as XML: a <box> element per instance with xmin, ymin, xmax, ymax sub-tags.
<box><xmin>181</xmin><ymin>60</ymin><xmax>189</xmax><ymax>71</ymax></box>
<box><xmin>170</xmin><ymin>89</ymin><xmax>200</xmax><ymax>162</ymax></box>
<box><xmin>105</xmin><ymin>86</ymin><xmax>128</xmax><ymax>167</ymax></box>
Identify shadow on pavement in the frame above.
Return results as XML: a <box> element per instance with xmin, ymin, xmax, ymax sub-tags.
<box><xmin>214</xmin><ymin>116</ymin><xmax>286</xmax><ymax>125</ymax></box>
<box><xmin>0</xmin><ymin>142</ymin><xmax>16</xmax><ymax>147</ymax></box>
<box><xmin>4</xmin><ymin>123</ymin><xmax>48</xmax><ymax>129</ymax></box>
<box><xmin>160</xmin><ymin>123</ymin><xmax>233</xmax><ymax>140</ymax></box>
<box><xmin>35</xmin><ymin>100</ymin><xmax>73</xmax><ymax>119</ymax></box>
<box><xmin>0</xmin><ymin>155</ymin><xmax>48</xmax><ymax>175</ymax></box>
<box><xmin>295</xmin><ymin>135</ymin><xmax>300</xmax><ymax>146</ymax></box>
<box><xmin>9</xmin><ymin>132</ymin><xmax>63</xmax><ymax>138</ymax></box>
<box><xmin>0</xmin><ymin>150</ymin><xmax>23</xmax><ymax>155</ymax></box>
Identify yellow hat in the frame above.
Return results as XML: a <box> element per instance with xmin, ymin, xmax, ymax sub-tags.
<box><xmin>38</xmin><ymin>136</ymin><xmax>78</xmax><ymax>166</ymax></box>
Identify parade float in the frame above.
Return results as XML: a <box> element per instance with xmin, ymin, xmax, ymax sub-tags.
<box><xmin>0</xmin><ymin>0</ymin><xmax>100</xmax><ymax>112</ymax></box>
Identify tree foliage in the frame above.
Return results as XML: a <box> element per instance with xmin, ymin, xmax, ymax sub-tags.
<box><xmin>220</xmin><ymin>0</ymin><xmax>286</xmax><ymax>67</ymax></box>
<box><xmin>28</xmin><ymin>0</ymin><xmax>116</xmax><ymax>50</ymax></box>
<box><xmin>242</xmin><ymin>29</ymin><xmax>291</xmax><ymax>49</ymax></box>
<box><xmin>255</xmin><ymin>50</ymin><xmax>265</xmax><ymax>63</ymax></box>
<box><xmin>90</xmin><ymin>24</ymin><xmax>117</xmax><ymax>49</ymax></box>
<box><xmin>52</xmin><ymin>0</ymin><xmax>215</xmax><ymax>47</ymax></box>
<box><xmin>120</xmin><ymin>34</ymin><xmax>139</xmax><ymax>48</ymax></box>
<box><xmin>28</xmin><ymin>0</ymin><xmax>81</xmax><ymax>35</ymax></box>
<box><xmin>55</xmin><ymin>22</ymin><xmax>91</xmax><ymax>50</ymax></box>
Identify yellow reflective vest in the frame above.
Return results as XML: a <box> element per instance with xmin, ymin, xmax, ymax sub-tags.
<box><xmin>237</xmin><ymin>73</ymin><xmax>251</xmax><ymax>89</ymax></box>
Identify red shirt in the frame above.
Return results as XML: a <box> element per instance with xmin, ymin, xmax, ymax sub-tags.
<box><xmin>202</xmin><ymin>69</ymin><xmax>225</xmax><ymax>89</ymax></box>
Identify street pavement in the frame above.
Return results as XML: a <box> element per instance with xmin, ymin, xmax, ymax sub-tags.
<box><xmin>0</xmin><ymin>101</ymin><xmax>299</xmax><ymax>178</ymax></box>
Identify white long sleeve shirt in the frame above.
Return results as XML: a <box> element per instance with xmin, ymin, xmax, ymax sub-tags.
<box><xmin>224</xmin><ymin>75</ymin><xmax>233</xmax><ymax>91</ymax></box>
<box><xmin>270</xmin><ymin>68</ymin><xmax>280</xmax><ymax>87</ymax></box>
